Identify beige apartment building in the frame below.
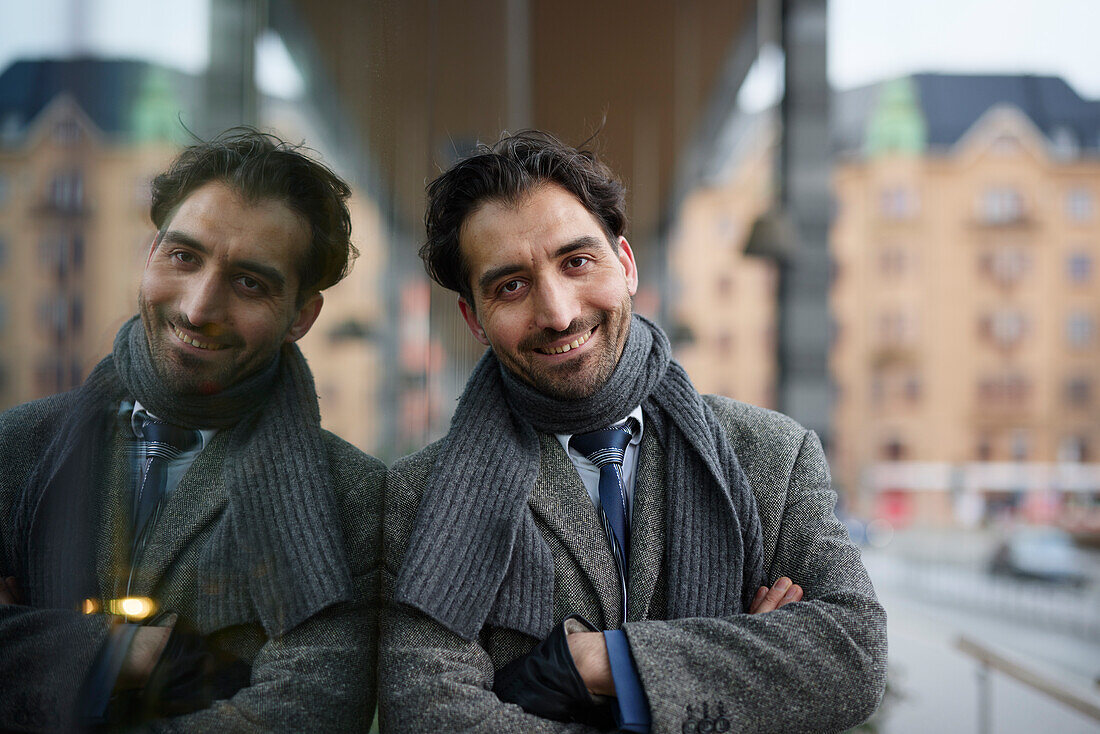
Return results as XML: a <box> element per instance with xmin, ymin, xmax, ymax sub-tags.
<box><xmin>831</xmin><ymin>75</ymin><xmax>1100</xmax><ymax>525</ymax></box>
<box><xmin>669</xmin><ymin>114</ymin><xmax>780</xmax><ymax>411</ymax></box>
<box><xmin>0</xmin><ymin>59</ymin><xmax>387</xmax><ymax>455</ymax></box>
<box><xmin>670</xmin><ymin>74</ymin><xmax>1100</xmax><ymax>527</ymax></box>
<box><xmin>0</xmin><ymin>89</ymin><xmax>180</xmax><ymax>407</ymax></box>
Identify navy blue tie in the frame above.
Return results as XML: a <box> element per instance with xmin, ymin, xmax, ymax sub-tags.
<box><xmin>132</xmin><ymin>417</ymin><xmax>199</xmax><ymax>559</ymax></box>
<box><xmin>570</xmin><ymin>421</ymin><xmax>636</xmax><ymax>614</ymax></box>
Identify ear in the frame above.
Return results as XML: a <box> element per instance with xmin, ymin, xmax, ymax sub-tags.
<box><xmin>284</xmin><ymin>292</ymin><xmax>324</xmax><ymax>343</ymax></box>
<box><xmin>617</xmin><ymin>237</ymin><xmax>639</xmax><ymax>296</ymax></box>
<box><xmin>458</xmin><ymin>297</ymin><xmax>490</xmax><ymax>346</ymax></box>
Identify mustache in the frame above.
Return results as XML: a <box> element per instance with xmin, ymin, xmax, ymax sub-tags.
<box><xmin>519</xmin><ymin>316</ymin><xmax>602</xmax><ymax>351</ymax></box>
<box><xmin>170</xmin><ymin>315</ymin><xmax>241</xmax><ymax>346</ymax></box>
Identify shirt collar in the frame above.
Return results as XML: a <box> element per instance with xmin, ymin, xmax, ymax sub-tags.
<box><xmin>121</xmin><ymin>400</ymin><xmax>218</xmax><ymax>453</ymax></box>
<box><xmin>556</xmin><ymin>405</ymin><xmax>644</xmax><ymax>459</ymax></box>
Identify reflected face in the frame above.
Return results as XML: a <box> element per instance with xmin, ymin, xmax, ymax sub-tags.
<box><xmin>457</xmin><ymin>183</ymin><xmax>638</xmax><ymax>399</ymax></box>
<box><xmin>138</xmin><ymin>181</ymin><xmax>323</xmax><ymax>395</ymax></box>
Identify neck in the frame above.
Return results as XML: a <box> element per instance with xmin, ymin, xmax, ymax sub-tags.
<box><xmin>497</xmin><ymin>314</ymin><xmax>670</xmax><ymax>435</ymax></box>
<box><xmin>112</xmin><ymin>316</ymin><xmax>279</xmax><ymax>429</ymax></box>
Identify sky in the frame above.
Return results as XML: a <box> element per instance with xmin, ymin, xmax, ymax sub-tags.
<box><xmin>0</xmin><ymin>0</ymin><xmax>1098</xmax><ymax>100</ymax></box>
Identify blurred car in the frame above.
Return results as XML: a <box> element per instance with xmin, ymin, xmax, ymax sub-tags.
<box><xmin>989</xmin><ymin>527</ymin><xmax>1089</xmax><ymax>587</ymax></box>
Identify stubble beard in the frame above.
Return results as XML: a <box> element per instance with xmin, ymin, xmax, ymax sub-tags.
<box><xmin>138</xmin><ymin>293</ymin><xmax>235</xmax><ymax>396</ymax></box>
<box><xmin>507</xmin><ymin>294</ymin><xmax>633</xmax><ymax>401</ymax></box>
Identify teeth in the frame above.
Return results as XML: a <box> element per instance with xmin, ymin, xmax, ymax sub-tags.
<box><xmin>541</xmin><ymin>329</ymin><xmax>592</xmax><ymax>355</ymax></box>
<box><xmin>174</xmin><ymin>326</ymin><xmax>223</xmax><ymax>351</ymax></box>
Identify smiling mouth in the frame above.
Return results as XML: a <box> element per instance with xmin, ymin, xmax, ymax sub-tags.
<box><xmin>173</xmin><ymin>326</ymin><xmax>226</xmax><ymax>351</ymax></box>
<box><xmin>535</xmin><ymin>328</ymin><xmax>594</xmax><ymax>355</ymax></box>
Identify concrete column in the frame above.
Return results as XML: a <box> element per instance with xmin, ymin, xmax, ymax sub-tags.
<box><xmin>204</xmin><ymin>0</ymin><xmax>263</xmax><ymax>135</ymax></box>
<box><xmin>777</xmin><ymin>0</ymin><xmax>831</xmax><ymax>446</ymax></box>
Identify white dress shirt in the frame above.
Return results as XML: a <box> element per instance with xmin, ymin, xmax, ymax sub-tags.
<box><xmin>555</xmin><ymin>405</ymin><xmax>644</xmax><ymax>520</ymax></box>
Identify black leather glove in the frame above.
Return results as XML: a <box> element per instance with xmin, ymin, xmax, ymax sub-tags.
<box><xmin>109</xmin><ymin>614</ymin><xmax>251</xmax><ymax>725</ymax></box>
<box><xmin>492</xmin><ymin>614</ymin><xmax>615</xmax><ymax>729</ymax></box>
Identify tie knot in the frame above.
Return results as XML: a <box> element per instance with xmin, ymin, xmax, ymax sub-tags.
<box><xmin>570</xmin><ymin>421</ymin><xmax>635</xmax><ymax>467</ymax></box>
<box><xmin>137</xmin><ymin>418</ymin><xmax>199</xmax><ymax>455</ymax></box>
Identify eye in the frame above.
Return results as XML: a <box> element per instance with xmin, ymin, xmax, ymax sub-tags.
<box><xmin>170</xmin><ymin>250</ymin><xmax>197</xmax><ymax>264</ymax></box>
<box><xmin>500</xmin><ymin>279</ymin><xmax>523</xmax><ymax>294</ymax></box>
<box><xmin>236</xmin><ymin>275</ymin><xmax>264</xmax><ymax>292</ymax></box>
<box><xmin>565</xmin><ymin>256</ymin><xmax>590</xmax><ymax>269</ymax></box>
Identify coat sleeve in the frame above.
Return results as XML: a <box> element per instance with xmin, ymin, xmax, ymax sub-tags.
<box><xmin>0</xmin><ymin>606</ymin><xmax>114</xmax><ymax>731</ymax></box>
<box><xmin>130</xmin><ymin>595</ymin><xmax>377</xmax><ymax>734</ymax></box>
<box><xmin>0</xmin><ymin>397</ymin><xmax>115</xmax><ymax>731</ymax></box>
<box><xmin>378</xmin><ymin>462</ymin><xmax>603</xmax><ymax>734</ymax></box>
<box><xmin>0</xmin><ymin>408</ymin><xmax>382</xmax><ymax>734</ymax></box>
<box><xmin>128</xmin><ymin>441</ymin><xmax>385</xmax><ymax>734</ymax></box>
<box><xmin>621</xmin><ymin>429</ymin><xmax>888</xmax><ymax>734</ymax></box>
<box><xmin>380</xmin><ymin>573</ymin><xmax>605</xmax><ymax>734</ymax></box>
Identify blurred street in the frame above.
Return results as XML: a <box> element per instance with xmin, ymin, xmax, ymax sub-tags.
<box><xmin>863</xmin><ymin>532</ymin><xmax>1100</xmax><ymax>734</ymax></box>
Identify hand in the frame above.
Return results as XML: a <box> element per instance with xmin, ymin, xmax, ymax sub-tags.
<box><xmin>491</xmin><ymin>615</ymin><xmax>613</xmax><ymax>727</ymax></box>
<box><xmin>116</xmin><ymin>626</ymin><xmax>173</xmax><ymax>691</ymax></box>
<box><xmin>749</xmin><ymin>577</ymin><xmax>803</xmax><ymax>614</ymax></box>
<box><xmin>0</xmin><ymin>576</ymin><xmax>22</xmax><ymax>605</ymax></box>
<box><xmin>565</xmin><ymin>631</ymin><xmax>614</xmax><ymax>697</ymax></box>
<box><xmin>111</xmin><ymin>614</ymin><xmax>251</xmax><ymax>723</ymax></box>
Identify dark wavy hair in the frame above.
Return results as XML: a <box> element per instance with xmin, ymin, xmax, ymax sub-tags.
<box><xmin>421</xmin><ymin>130</ymin><xmax>627</xmax><ymax>304</ymax></box>
<box><xmin>150</xmin><ymin>127</ymin><xmax>357</xmax><ymax>300</ymax></box>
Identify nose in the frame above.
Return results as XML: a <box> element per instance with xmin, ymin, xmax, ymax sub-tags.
<box><xmin>532</xmin><ymin>276</ymin><xmax>580</xmax><ymax>333</ymax></box>
<box><xmin>180</xmin><ymin>271</ymin><xmax>228</xmax><ymax>328</ymax></box>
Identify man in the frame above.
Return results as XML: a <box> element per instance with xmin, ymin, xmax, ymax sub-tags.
<box><xmin>0</xmin><ymin>129</ymin><xmax>383</xmax><ymax>731</ymax></box>
<box><xmin>381</xmin><ymin>131</ymin><xmax>887</xmax><ymax>733</ymax></box>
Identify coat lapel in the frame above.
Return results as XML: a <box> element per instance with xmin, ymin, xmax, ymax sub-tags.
<box><xmin>94</xmin><ymin>425</ymin><xmax>134</xmax><ymax>602</ymax></box>
<box><xmin>527</xmin><ymin>432</ymin><xmax>622</xmax><ymax>628</ymax></box>
<box><xmin>628</xmin><ymin>425</ymin><xmax>665</xmax><ymax>620</ymax></box>
<box><xmin>130</xmin><ymin>431</ymin><xmax>230</xmax><ymax>597</ymax></box>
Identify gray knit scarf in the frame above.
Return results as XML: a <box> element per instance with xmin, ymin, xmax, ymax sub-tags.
<box><xmin>395</xmin><ymin>315</ymin><xmax>765</xmax><ymax>641</ymax></box>
<box><xmin>19</xmin><ymin>316</ymin><xmax>351</xmax><ymax>636</ymax></box>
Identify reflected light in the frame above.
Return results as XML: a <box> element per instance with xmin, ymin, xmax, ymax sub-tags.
<box><xmin>105</xmin><ymin>596</ymin><xmax>156</xmax><ymax>620</ymax></box>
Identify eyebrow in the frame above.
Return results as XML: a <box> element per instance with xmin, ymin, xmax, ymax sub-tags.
<box><xmin>160</xmin><ymin>229</ymin><xmax>288</xmax><ymax>292</ymax></box>
<box><xmin>476</xmin><ymin>235</ymin><xmax>606</xmax><ymax>294</ymax></box>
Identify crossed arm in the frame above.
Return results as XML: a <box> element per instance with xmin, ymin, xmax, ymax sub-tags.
<box><xmin>566</xmin><ymin>578</ymin><xmax>804</xmax><ymax>697</ymax></box>
<box><xmin>380</xmin><ymin>428</ymin><xmax>886</xmax><ymax>733</ymax></box>
<box><xmin>0</xmin><ymin>579</ymin><xmax>378</xmax><ymax>733</ymax></box>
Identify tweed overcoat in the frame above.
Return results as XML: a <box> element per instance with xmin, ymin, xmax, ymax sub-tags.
<box><xmin>0</xmin><ymin>389</ymin><xmax>385</xmax><ymax>732</ymax></box>
<box><xmin>381</xmin><ymin>395</ymin><xmax>887</xmax><ymax>733</ymax></box>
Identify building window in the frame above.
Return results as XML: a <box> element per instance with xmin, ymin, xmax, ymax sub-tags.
<box><xmin>1058</xmin><ymin>436</ymin><xmax>1089</xmax><ymax>463</ymax></box>
<box><xmin>1066</xmin><ymin>311</ymin><xmax>1096</xmax><ymax>348</ymax></box>
<box><xmin>975</xmin><ymin>433</ymin><xmax>993</xmax><ymax>461</ymax></box>
<box><xmin>46</xmin><ymin>171</ymin><xmax>84</xmax><ymax>212</ymax></box>
<box><xmin>1010</xmin><ymin>429</ymin><xmax>1031</xmax><ymax>461</ymax></box>
<box><xmin>881</xmin><ymin>436</ymin><xmax>907</xmax><ymax>461</ymax></box>
<box><xmin>1065</xmin><ymin>376</ymin><xmax>1092</xmax><ymax>406</ymax></box>
<box><xmin>879</xmin><ymin>245</ymin><xmax>912</xmax><ymax>277</ymax></box>
<box><xmin>978</xmin><ymin>372</ymin><xmax>1031</xmax><ymax>405</ymax></box>
<box><xmin>981</xmin><ymin>247</ymin><xmax>1030</xmax><ymax>285</ymax></box>
<box><xmin>38</xmin><ymin>232</ymin><xmax>83</xmax><ymax>279</ymax></box>
<box><xmin>879</xmin><ymin>186</ymin><xmax>919</xmax><ymax>220</ymax></box>
<box><xmin>878</xmin><ymin>309</ymin><xmax>918</xmax><ymax>345</ymax></box>
<box><xmin>979</xmin><ymin>187</ymin><xmax>1025</xmax><ymax>225</ymax></box>
<box><xmin>981</xmin><ymin>309</ymin><xmax>1027</xmax><ymax>348</ymax></box>
<box><xmin>52</xmin><ymin>117</ymin><xmax>82</xmax><ymax>145</ymax></box>
<box><xmin>1067</xmin><ymin>252</ymin><xmax>1092</xmax><ymax>284</ymax></box>
<box><xmin>1066</xmin><ymin>188</ymin><xmax>1094</xmax><ymax>223</ymax></box>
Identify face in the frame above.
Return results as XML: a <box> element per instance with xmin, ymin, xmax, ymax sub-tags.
<box><xmin>138</xmin><ymin>181</ymin><xmax>323</xmax><ymax>395</ymax></box>
<box><xmin>458</xmin><ymin>183</ymin><xmax>638</xmax><ymax>399</ymax></box>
